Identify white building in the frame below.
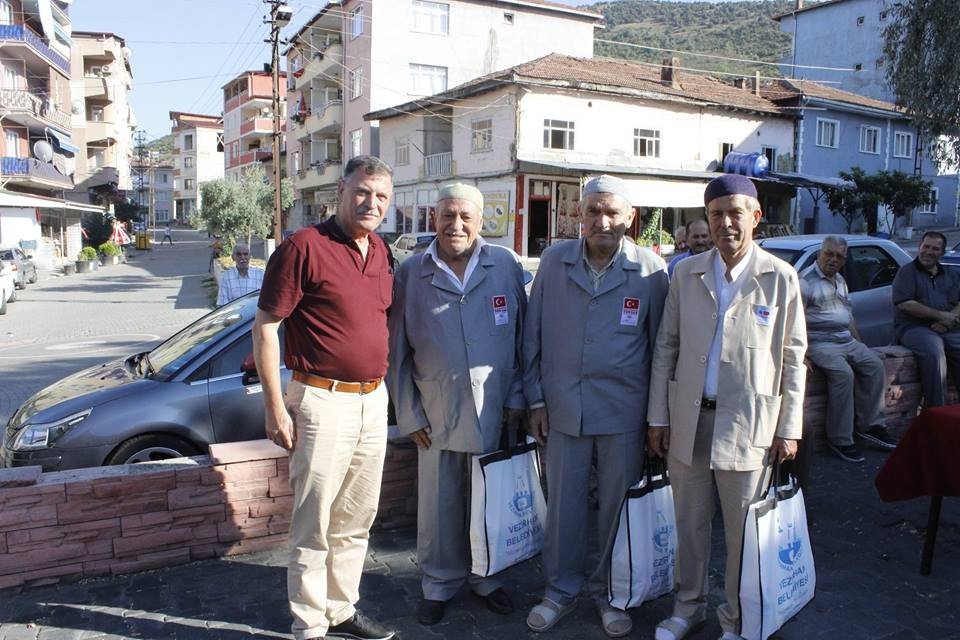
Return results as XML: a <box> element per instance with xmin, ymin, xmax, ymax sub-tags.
<box><xmin>369</xmin><ymin>54</ymin><xmax>796</xmax><ymax>257</ymax></box>
<box><xmin>284</xmin><ymin>0</ymin><xmax>602</xmax><ymax>229</ymax></box>
<box><xmin>169</xmin><ymin>112</ymin><xmax>224</xmax><ymax>222</ymax></box>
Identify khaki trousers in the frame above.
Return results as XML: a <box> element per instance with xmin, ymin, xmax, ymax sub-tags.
<box><xmin>285</xmin><ymin>380</ymin><xmax>388</xmax><ymax>640</ymax></box>
<box><xmin>668</xmin><ymin>408</ymin><xmax>771</xmax><ymax>634</ymax></box>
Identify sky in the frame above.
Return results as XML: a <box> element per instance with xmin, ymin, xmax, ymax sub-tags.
<box><xmin>68</xmin><ymin>0</ymin><xmax>723</xmax><ymax>144</ymax></box>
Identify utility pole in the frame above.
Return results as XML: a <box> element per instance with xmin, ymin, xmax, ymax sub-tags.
<box><xmin>134</xmin><ymin>129</ymin><xmax>148</xmax><ymax>223</ymax></box>
<box><xmin>265</xmin><ymin>1</ymin><xmax>292</xmax><ymax>244</ymax></box>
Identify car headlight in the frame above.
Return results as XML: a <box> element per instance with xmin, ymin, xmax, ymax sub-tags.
<box><xmin>9</xmin><ymin>409</ymin><xmax>92</xmax><ymax>451</ymax></box>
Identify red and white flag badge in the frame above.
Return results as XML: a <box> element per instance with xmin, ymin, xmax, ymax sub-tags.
<box><xmin>620</xmin><ymin>297</ymin><xmax>640</xmax><ymax>326</ymax></box>
<box><xmin>492</xmin><ymin>294</ymin><xmax>509</xmax><ymax>326</ymax></box>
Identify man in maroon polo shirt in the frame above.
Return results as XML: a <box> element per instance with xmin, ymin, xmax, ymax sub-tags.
<box><xmin>253</xmin><ymin>155</ymin><xmax>396</xmax><ymax>640</ymax></box>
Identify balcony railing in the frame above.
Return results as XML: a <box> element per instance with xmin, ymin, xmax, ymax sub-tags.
<box><xmin>0</xmin><ymin>24</ymin><xmax>70</xmax><ymax>73</ymax></box>
<box><xmin>424</xmin><ymin>152</ymin><xmax>452</xmax><ymax>178</ymax></box>
<box><xmin>0</xmin><ymin>88</ymin><xmax>71</xmax><ymax>130</ymax></box>
<box><xmin>1</xmin><ymin>156</ymin><xmax>72</xmax><ymax>187</ymax></box>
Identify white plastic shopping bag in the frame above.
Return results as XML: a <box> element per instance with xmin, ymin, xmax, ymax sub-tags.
<box><xmin>608</xmin><ymin>458</ymin><xmax>677</xmax><ymax>609</ymax></box>
<box><xmin>738</xmin><ymin>465</ymin><xmax>816</xmax><ymax>640</ymax></box>
<box><xmin>470</xmin><ymin>435</ymin><xmax>547</xmax><ymax>576</ymax></box>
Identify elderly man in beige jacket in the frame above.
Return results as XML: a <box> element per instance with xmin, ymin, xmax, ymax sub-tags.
<box><xmin>647</xmin><ymin>174</ymin><xmax>807</xmax><ymax>640</ymax></box>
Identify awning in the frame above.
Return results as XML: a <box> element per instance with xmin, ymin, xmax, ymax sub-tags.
<box><xmin>0</xmin><ymin>190</ymin><xmax>103</xmax><ymax>213</ymax></box>
<box><xmin>45</xmin><ymin>127</ymin><xmax>79</xmax><ymax>156</ymax></box>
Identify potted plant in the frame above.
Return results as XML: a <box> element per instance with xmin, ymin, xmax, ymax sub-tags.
<box><xmin>98</xmin><ymin>241</ymin><xmax>122</xmax><ymax>266</ymax></box>
<box><xmin>75</xmin><ymin>246</ymin><xmax>99</xmax><ymax>273</ymax></box>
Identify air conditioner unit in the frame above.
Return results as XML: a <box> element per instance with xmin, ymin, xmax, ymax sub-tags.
<box><xmin>99</xmin><ymin>65</ymin><xmax>113</xmax><ymax>76</ymax></box>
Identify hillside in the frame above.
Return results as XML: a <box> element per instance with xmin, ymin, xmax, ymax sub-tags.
<box><xmin>588</xmin><ymin>0</ymin><xmax>797</xmax><ymax>79</ymax></box>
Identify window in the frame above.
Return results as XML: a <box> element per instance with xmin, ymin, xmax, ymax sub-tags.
<box><xmin>184</xmin><ymin>134</ymin><xmax>194</xmax><ymax>151</ymax></box>
<box><xmin>89</xmin><ymin>105</ymin><xmax>104</xmax><ymax>122</ymax></box>
<box><xmin>761</xmin><ymin>146</ymin><xmax>777</xmax><ymax>171</ymax></box>
<box><xmin>293</xmin><ymin>150</ymin><xmax>300</xmax><ymax>173</ymax></box>
<box><xmin>633</xmin><ymin>128</ymin><xmax>661</xmax><ymax>158</ymax></box>
<box><xmin>875</xmin><ymin>58</ymin><xmax>885</xmax><ymax>70</ymax></box>
<box><xmin>5</xmin><ymin>130</ymin><xmax>20</xmax><ymax>157</ymax></box>
<box><xmin>842</xmin><ymin>246</ymin><xmax>899</xmax><ymax>292</ymax></box>
<box><xmin>410</xmin><ymin>64</ymin><xmax>447</xmax><ymax>95</ymax></box>
<box><xmin>543</xmin><ymin>119</ymin><xmax>575</xmax><ymax>150</ymax></box>
<box><xmin>161</xmin><ymin>173</ymin><xmax>169</xmax><ymax>184</ymax></box>
<box><xmin>719</xmin><ymin>141</ymin><xmax>734</xmax><ymax>165</ymax></box>
<box><xmin>350</xmin><ymin>67</ymin><xmax>363</xmax><ymax>99</ymax></box>
<box><xmin>856</xmin><ymin>15</ymin><xmax>865</xmax><ymax>25</ymax></box>
<box><xmin>918</xmin><ymin>187</ymin><xmax>938</xmax><ymax>214</ymax></box>
<box><xmin>859</xmin><ymin>126</ymin><xmax>880</xmax><ymax>154</ymax></box>
<box><xmin>1</xmin><ymin>61</ymin><xmax>16</xmax><ymax>88</ymax></box>
<box><xmin>184</xmin><ymin>178</ymin><xmax>195</xmax><ymax>190</ymax></box>
<box><xmin>471</xmin><ymin>119</ymin><xmax>493</xmax><ymax>152</ymax></box>
<box><xmin>0</xmin><ymin>1</ymin><xmax>13</xmax><ymax>25</ymax></box>
<box><xmin>90</xmin><ymin>148</ymin><xmax>105</xmax><ymax>168</ymax></box>
<box><xmin>879</xmin><ymin>9</ymin><xmax>889</xmax><ymax>20</ymax></box>
<box><xmin>816</xmin><ymin>119</ymin><xmax>839</xmax><ymax>148</ymax></box>
<box><xmin>412</xmin><ymin>1</ymin><xmax>449</xmax><ymax>35</ymax></box>
<box><xmin>395</xmin><ymin>140</ymin><xmax>410</xmax><ymax>166</ymax></box>
<box><xmin>216</xmin><ymin>133</ymin><xmax>224</xmax><ymax>153</ymax></box>
<box><xmin>893</xmin><ymin>131</ymin><xmax>913</xmax><ymax>158</ymax></box>
<box><xmin>349</xmin><ymin>128</ymin><xmax>362</xmax><ymax>159</ymax></box>
<box><xmin>349</xmin><ymin>5</ymin><xmax>363</xmax><ymax>39</ymax></box>
<box><xmin>184</xmin><ymin>156</ymin><xmax>194</xmax><ymax>168</ymax></box>
<box><xmin>854</xmin><ymin>63</ymin><xmax>863</xmax><ymax>71</ymax></box>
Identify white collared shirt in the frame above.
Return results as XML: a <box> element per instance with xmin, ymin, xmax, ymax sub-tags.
<box><xmin>423</xmin><ymin>236</ymin><xmax>487</xmax><ymax>292</ymax></box>
<box><xmin>703</xmin><ymin>244</ymin><xmax>756</xmax><ymax>398</ymax></box>
<box><xmin>217</xmin><ymin>266</ymin><xmax>264</xmax><ymax>306</ymax></box>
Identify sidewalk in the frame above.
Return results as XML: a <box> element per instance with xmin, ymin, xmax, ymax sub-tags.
<box><xmin>0</xmin><ymin>444</ymin><xmax>957</xmax><ymax>639</ymax></box>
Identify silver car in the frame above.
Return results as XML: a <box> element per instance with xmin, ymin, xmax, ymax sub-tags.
<box><xmin>757</xmin><ymin>234</ymin><xmax>912</xmax><ymax>347</ymax></box>
<box><xmin>2</xmin><ymin>293</ymin><xmax>289</xmax><ymax>471</ymax></box>
<box><xmin>0</xmin><ymin>247</ymin><xmax>38</xmax><ymax>289</ymax></box>
<box><xmin>391</xmin><ymin>232</ymin><xmax>436</xmax><ymax>268</ymax></box>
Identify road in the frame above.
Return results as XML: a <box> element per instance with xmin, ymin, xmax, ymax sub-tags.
<box><xmin>0</xmin><ymin>227</ymin><xmax>214</xmax><ymax>425</ymax></box>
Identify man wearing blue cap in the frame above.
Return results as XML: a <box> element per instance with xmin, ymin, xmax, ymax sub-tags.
<box><xmin>647</xmin><ymin>174</ymin><xmax>807</xmax><ymax>640</ymax></box>
<box><xmin>523</xmin><ymin>174</ymin><xmax>669</xmax><ymax>637</ymax></box>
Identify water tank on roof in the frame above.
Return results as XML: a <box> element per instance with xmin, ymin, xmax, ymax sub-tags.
<box><xmin>722</xmin><ymin>151</ymin><xmax>769</xmax><ymax>178</ymax></box>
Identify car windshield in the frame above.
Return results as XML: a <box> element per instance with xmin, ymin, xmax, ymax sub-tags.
<box><xmin>0</xmin><ymin>250</ymin><xmax>13</xmax><ymax>260</ymax></box>
<box><xmin>147</xmin><ymin>293</ymin><xmax>257</xmax><ymax>379</ymax></box>
<box><xmin>763</xmin><ymin>247</ymin><xmax>803</xmax><ymax>266</ymax></box>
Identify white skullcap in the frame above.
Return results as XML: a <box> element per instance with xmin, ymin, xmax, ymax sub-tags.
<box><xmin>438</xmin><ymin>183</ymin><xmax>483</xmax><ymax>211</ymax></box>
<box><xmin>582</xmin><ymin>174</ymin><xmax>632</xmax><ymax>205</ymax></box>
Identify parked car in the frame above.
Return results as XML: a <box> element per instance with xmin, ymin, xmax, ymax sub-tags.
<box><xmin>1</xmin><ymin>293</ymin><xmax>291</xmax><ymax>471</ymax></box>
<box><xmin>0</xmin><ymin>262</ymin><xmax>14</xmax><ymax>315</ymax></box>
<box><xmin>757</xmin><ymin>235</ymin><xmax>912</xmax><ymax>347</ymax></box>
<box><xmin>391</xmin><ymin>232</ymin><xmax>436</xmax><ymax>267</ymax></box>
<box><xmin>940</xmin><ymin>239</ymin><xmax>960</xmax><ymax>270</ymax></box>
<box><xmin>377</xmin><ymin>231</ymin><xmax>399</xmax><ymax>246</ymax></box>
<box><xmin>0</xmin><ymin>247</ymin><xmax>38</xmax><ymax>289</ymax></box>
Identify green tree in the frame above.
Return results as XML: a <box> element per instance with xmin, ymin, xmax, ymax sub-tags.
<box><xmin>825</xmin><ymin>168</ymin><xmax>934</xmax><ymax>233</ymax></box>
<box><xmin>873</xmin><ymin>170</ymin><xmax>934</xmax><ymax>220</ymax></box>
<box><xmin>193</xmin><ymin>165</ymin><xmax>294</xmax><ymax>251</ymax></box>
<box><xmin>884</xmin><ymin>0</ymin><xmax>960</xmax><ymax>169</ymax></box>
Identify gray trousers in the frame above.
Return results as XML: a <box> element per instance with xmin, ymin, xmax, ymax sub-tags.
<box><xmin>668</xmin><ymin>409</ymin><xmax>771</xmax><ymax>634</ymax></box>
<box><xmin>542</xmin><ymin>429</ymin><xmax>643</xmax><ymax>606</ymax></box>
<box><xmin>417</xmin><ymin>446</ymin><xmax>501</xmax><ymax>601</ymax></box>
<box><xmin>806</xmin><ymin>339</ymin><xmax>886</xmax><ymax>447</ymax></box>
<box><xmin>900</xmin><ymin>325</ymin><xmax>960</xmax><ymax>407</ymax></box>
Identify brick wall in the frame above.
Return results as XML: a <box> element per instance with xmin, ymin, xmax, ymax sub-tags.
<box><xmin>0</xmin><ymin>438</ymin><xmax>418</xmax><ymax>591</ymax></box>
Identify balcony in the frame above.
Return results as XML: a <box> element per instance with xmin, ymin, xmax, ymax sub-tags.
<box><xmin>1</xmin><ymin>156</ymin><xmax>72</xmax><ymax>189</ymax></box>
<box><xmin>302</xmin><ymin>99</ymin><xmax>342</xmax><ymax>136</ymax></box>
<box><xmin>84</xmin><ymin>75</ymin><xmax>114</xmax><ymax>100</ymax></box>
<box><xmin>239</xmin><ymin>117</ymin><xmax>273</xmax><ymax>139</ymax></box>
<box><xmin>424</xmin><ymin>152</ymin><xmax>452</xmax><ymax>178</ymax></box>
<box><xmin>0</xmin><ymin>25</ymin><xmax>70</xmax><ymax>74</ymax></box>
<box><xmin>297</xmin><ymin>43</ymin><xmax>343</xmax><ymax>90</ymax></box>
<box><xmin>85</xmin><ymin>121</ymin><xmax>116</xmax><ymax>145</ymax></box>
<box><xmin>230</xmin><ymin>148</ymin><xmax>272</xmax><ymax>169</ymax></box>
<box><xmin>295</xmin><ymin>160</ymin><xmax>342</xmax><ymax>191</ymax></box>
<box><xmin>0</xmin><ymin>88</ymin><xmax>71</xmax><ymax>131</ymax></box>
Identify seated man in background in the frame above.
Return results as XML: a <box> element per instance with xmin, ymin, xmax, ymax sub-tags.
<box><xmin>217</xmin><ymin>243</ymin><xmax>264</xmax><ymax>306</ymax></box>
<box><xmin>892</xmin><ymin>231</ymin><xmax>960</xmax><ymax>407</ymax></box>
<box><xmin>799</xmin><ymin>236</ymin><xmax>897</xmax><ymax>463</ymax></box>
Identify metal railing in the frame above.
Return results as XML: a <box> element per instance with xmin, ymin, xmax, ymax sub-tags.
<box><xmin>0</xmin><ymin>88</ymin><xmax>71</xmax><ymax>129</ymax></box>
<box><xmin>0</xmin><ymin>24</ymin><xmax>70</xmax><ymax>73</ymax></box>
<box><xmin>424</xmin><ymin>151</ymin><xmax>452</xmax><ymax>178</ymax></box>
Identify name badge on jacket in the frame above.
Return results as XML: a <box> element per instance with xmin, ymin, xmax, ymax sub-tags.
<box><xmin>621</xmin><ymin>297</ymin><xmax>640</xmax><ymax>326</ymax></box>
<box><xmin>753</xmin><ymin>304</ymin><xmax>775</xmax><ymax>326</ymax></box>
<box><xmin>492</xmin><ymin>295</ymin><xmax>508</xmax><ymax>326</ymax></box>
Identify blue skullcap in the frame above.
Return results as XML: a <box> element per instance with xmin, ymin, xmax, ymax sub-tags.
<box><xmin>583</xmin><ymin>174</ymin><xmax>632</xmax><ymax>205</ymax></box>
<box><xmin>704</xmin><ymin>174</ymin><xmax>758</xmax><ymax>207</ymax></box>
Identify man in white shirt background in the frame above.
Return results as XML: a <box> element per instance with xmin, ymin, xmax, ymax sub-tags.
<box><xmin>217</xmin><ymin>243</ymin><xmax>264</xmax><ymax>306</ymax></box>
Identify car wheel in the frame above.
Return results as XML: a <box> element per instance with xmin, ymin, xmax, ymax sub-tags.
<box><xmin>28</xmin><ymin>269</ymin><xmax>37</xmax><ymax>285</ymax></box>
<box><xmin>15</xmin><ymin>277</ymin><xmax>24</xmax><ymax>290</ymax></box>
<box><xmin>0</xmin><ymin>294</ymin><xmax>6</xmax><ymax>315</ymax></box>
<box><xmin>105</xmin><ymin>434</ymin><xmax>202</xmax><ymax>465</ymax></box>
<box><xmin>7</xmin><ymin>286</ymin><xmax>15</xmax><ymax>303</ymax></box>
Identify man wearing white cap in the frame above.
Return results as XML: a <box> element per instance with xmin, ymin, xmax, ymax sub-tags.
<box><xmin>523</xmin><ymin>175</ymin><xmax>669</xmax><ymax>637</ymax></box>
<box><xmin>388</xmin><ymin>183</ymin><xmax>527</xmax><ymax>626</ymax></box>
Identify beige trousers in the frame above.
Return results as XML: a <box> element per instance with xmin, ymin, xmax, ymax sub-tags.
<box><xmin>285</xmin><ymin>380</ymin><xmax>388</xmax><ymax>640</ymax></box>
<box><xmin>668</xmin><ymin>408</ymin><xmax>772</xmax><ymax>634</ymax></box>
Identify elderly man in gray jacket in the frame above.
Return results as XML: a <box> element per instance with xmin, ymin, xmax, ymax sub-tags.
<box><xmin>388</xmin><ymin>183</ymin><xmax>527</xmax><ymax>627</ymax></box>
<box><xmin>523</xmin><ymin>175</ymin><xmax>669</xmax><ymax>637</ymax></box>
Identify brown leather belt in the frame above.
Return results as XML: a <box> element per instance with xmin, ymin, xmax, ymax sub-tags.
<box><xmin>293</xmin><ymin>370</ymin><xmax>383</xmax><ymax>394</ymax></box>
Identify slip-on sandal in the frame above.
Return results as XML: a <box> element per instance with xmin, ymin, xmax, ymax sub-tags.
<box><xmin>526</xmin><ymin>598</ymin><xmax>577</xmax><ymax>633</ymax></box>
<box><xmin>655</xmin><ymin>615</ymin><xmax>705</xmax><ymax>640</ymax></box>
<box><xmin>598</xmin><ymin>605</ymin><xmax>633</xmax><ymax>638</ymax></box>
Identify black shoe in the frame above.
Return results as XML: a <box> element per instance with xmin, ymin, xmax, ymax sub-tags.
<box><xmin>474</xmin><ymin>587</ymin><xmax>515</xmax><ymax>615</ymax></box>
<box><xmin>327</xmin><ymin>612</ymin><xmax>395</xmax><ymax>640</ymax></box>
<box><xmin>857</xmin><ymin>425</ymin><xmax>898</xmax><ymax>450</ymax></box>
<box><xmin>827</xmin><ymin>442</ymin><xmax>865</xmax><ymax>463</ymax></box>
<box><xmin>417</xmin><ymin>598</ymin><xmax>447</xmax><ymax>626</ymax></box>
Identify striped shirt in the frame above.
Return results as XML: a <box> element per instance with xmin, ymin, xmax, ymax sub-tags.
<box><xmin>799</xmin><ymin>262</ymin><xmax>853</xmax><ymax>344</ymax></box>
<box><xmin>217</xmin><ymin>267</ymin><xmax>264</xmax><ymax>306</ymax></box>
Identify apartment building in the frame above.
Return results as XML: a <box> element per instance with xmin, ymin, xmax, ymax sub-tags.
<box><xmin>169</xmin><ymin>111</ymin><xmax>224</xmax><ymax>223</ymax></box>
<box><xmin>132</xmin><ymin>160</ymin><xmax>174</xmax><ymax>225</ymax></box>
<box><xmin>369</xmin><ymin>54</ymin><xmax>796</xmax><ymax>257</ymax></box>
<box><xmin>69</xmin><ymin>31</ymin><xmax>136</xmax><ymax>205</ymax></box>
<box><xmin>222</xmin><ymin>70</ymin><xmax>286</xmax><ymax>183</ymax></box>
<box><xmin>284</xmin><ymin>0</ymin><xmax>602</xmax><ymax>229</ymax></box>
<box><xmin>0</xmin><ymin>0</ymin><xmax>101</xmax><ymax>267</ymax></box>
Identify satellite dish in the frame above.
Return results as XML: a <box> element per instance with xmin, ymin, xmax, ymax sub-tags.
<box><xmin>71</xmin><ymin>99</ymin><xmax>83</xmax><ymax>115</ymax></box>
<box><xmin>33</xmin><ymin>140</ymin><xmax>54</xmax><ymax>163</ymax></box>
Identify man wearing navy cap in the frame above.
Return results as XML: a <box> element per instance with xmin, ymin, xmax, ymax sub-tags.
<box><xmin>647</xmin><ymin>174</ymin><xmax>807</xmax><ymax>640</ymax></box>
<box><xmin>523</xmin><ymin>175</ymin><xmax>669</xmax><ymax>637</ymax></box>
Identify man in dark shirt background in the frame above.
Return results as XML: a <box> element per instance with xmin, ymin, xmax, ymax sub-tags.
<box><xmin>892</xmin><ymin>230</ymin><xmax>960</xmax><ymax>407</ymax></box>
<box><xmin>253</xmin><ymin>155</ymin><xmax>396</xmax><ymax>640</ymax></box>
